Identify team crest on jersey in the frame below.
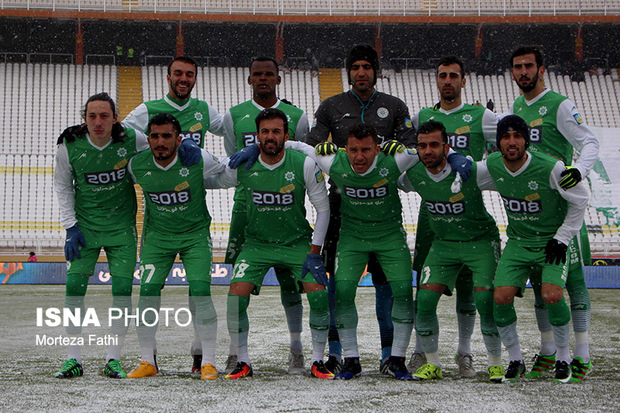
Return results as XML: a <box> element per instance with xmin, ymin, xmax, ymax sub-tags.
<box><xmin>284</xmin><ymin>171</ymin><xmax>295</xmax><ymax>182</ymax></box>
<box><xmin>573</xmin><ymin>113</ymin><xmax>584</xmax><ymax>125</ymax></box>
<box><xmin>405</xmin><ymin>117</ymin><xmax>413</xmax><ymax>128</ymax></box>
<box><xmin>462</xmin><ymin>114</ymin><xmax>473</xmax><ymax>123</ymax></box>
<box><xmin>117</xmin><ymin>148</ymin><xmax>127</xmax><ymax>157</ymax></box>
<box><xmin>179</xmin><ymin>167</ymin><xmax>190</xmax><ymax>177</ymax></box>
<box><xmin>379</xmin><ymin>168</ymin><xmax>389</xmax><ymax>178</ymax></box>
<box><xmin>377</xmin><ymin>107</ymin><xmax>389</xmax><ymax>119</ymax></box>
<box><xmin>538</xmin><ymin>106</ymin><xmax>548</xmax><ymax>116</ymax></box>
<box><xmin>527</xmin><ymin>181</ymin><xmax>539</xmax><ymax>191</ymax></box>
<box><xmin>194</xmin><ymin>112</ymin><xmax>203</xmax><ymax>121</ymax></box>
<box><xmin>406</xmin><ymin>148</ymin><xmax>417</xmax><ymax>156</ymax></box>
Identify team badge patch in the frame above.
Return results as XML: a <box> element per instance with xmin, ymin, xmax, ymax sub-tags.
<box><xmin>179</xmin><ymin>167</ymin><xmax>190</xmax><ymax>177</ymax></box>
<box><xmin>538</xmin><ymin>106</ymin><xmax>548</xmax><ymax>116</ymax></box>
<box><xmin>315</xmin><ymin>170</ymin><xmax>324</xmax><ymax>183</ymax></box>
<box><xmin>462</xmin><ymin>114</ymin><xmax>472</xmax><ymax>123</ymax></box>
<box><xmin>117</xmin><ymin>148</ymin><xmax>127</xmax><ymax>157</ymax></box>
<box><xmin>379</xmin><ymin>168</ymin><xmax>389</xmax><ymax>177</ymax></box>
<box><xmin>194</xmin><ymin>112</ymin><xmax>203</xmax><ymax>121</ymax></box>
<box><xmin>377</xmin><ymin>107</ymin><xmax>389</xmax><ymax>119</ymax></box>
<box><xmin>405</xmin><ymin>117</ymin><xmax>413</xmax><ymax>128</ymax></box>
<box><xmin>573</xmin><ymin>113</ymin><xmax>584</xmax><ymax>125</ymax></box>
<box><xmin>285</xmin><ymin>171</ymin><xmax>295</xmax><ymax>182</ymax></box>
<box><xmin>528</xmin><ymin>181</ymin><xmax>539</xmax><ymax>191</ymax></box>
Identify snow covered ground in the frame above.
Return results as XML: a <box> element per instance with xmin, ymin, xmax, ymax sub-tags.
<box><xmin>1</xmin><ymin>285</ymin><xmax>618</xmax><ymax>412</ymax></box>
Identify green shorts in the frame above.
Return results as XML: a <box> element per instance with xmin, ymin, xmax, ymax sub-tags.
<box><xmin>420</xmin><ymin>237</ymin><xmax>500</xmax><ymax>290</ymax></box>
<box><xmin>231</xmin><ymin>237</ymin><xmax>311</xmax><ymax>294</ymax></box>
<box><xmin>494</xmin><ymin>238</ymin><xmax>569</xmax><ymax>289</ymax></box>
<box><xmin>226</xmin><ymin>209</ymin><xmax>247</xmax><ymax>265</ymax></box>
<box><xmin>67</xmin><ymin>226</ymin><xmax>137</xmax><ymax>279</ymax></box>
<box><xmin>335</xmin><ymin>226</ymin><xmax>412</xmax><ymax>284</ymax></box>
<box><xmin>139</xmin><ymin>228</ymin><xmax>213</xmax><ymax>288</ymax></box>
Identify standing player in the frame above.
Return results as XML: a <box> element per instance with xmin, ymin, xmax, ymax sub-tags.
<box><xmin>510</xmin><ymin>45</ymin><xmax>598</xmax><ymax>381</ymax></box>
<box><xmin>307</xmin><ymin>44</ymin><xmax>416</xmax><ymax>372</ymax></box>
<box><xmin>53</xmin><ymin>93</ymin><xmax>148</xmax><ymax>379</ymax></box>
<box><xmin>397</xmin><ymin>120</ymin><xmax>503</xmax><ymax>382</ymax></box>
<box><xmin>409</xmin><ymin>56</ymin><xmax>498</xmax><ymax>376</ymax></box>
<box><xmin>222</xmin><ymin>57</ymin><xmax>309</xmax><ymax>374</ymax></box>
<box><xmin>223</xmin><ymin>108</ymin><xmax>332</xmax><ymax>380</ymax></box>
<box><xmin>126</xmin><ymin>113</ymin><xmax>225</xmax><ymax>380</ymax></box>
<box><xmin>123</xmin><ymin>56</ymin><xmax>224</xmax><ymax>371</ymax></box>
<box><xmin>480</xmin><ymin>115</ymin><xmax>588</xmax><ymax>383</ymax></box>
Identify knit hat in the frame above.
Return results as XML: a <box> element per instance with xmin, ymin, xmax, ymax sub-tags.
<box><xmin>346</xmin><ymin>44</ymin><xmax>379</xmax><ymax>86</ymax></box>
<box><xmin>496</xmin><ymin>114</ymin><xmax>530</xmax><ymax>149</ymax></box>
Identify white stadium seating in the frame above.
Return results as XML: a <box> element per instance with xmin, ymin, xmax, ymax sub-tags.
<box><xmin>0</xmin><ymin>62</ymin><xmax>618</xmax><ymax>257</ymax></box>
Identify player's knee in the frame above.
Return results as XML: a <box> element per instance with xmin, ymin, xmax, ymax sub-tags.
<box><xmin>541</xmin><ymin>284</ymin><xmax>564</xmax><ymax>305</ymax></box>
<box><xmin>494</xmin><ymin>287</ymin><xmax>515</xmax><ymax>306</ymax></box>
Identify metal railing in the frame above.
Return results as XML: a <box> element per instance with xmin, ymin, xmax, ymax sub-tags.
<box><xmin>0</xmin><ymin>0</ymin><xmax>618</xmax><ymax>16</ymax></box>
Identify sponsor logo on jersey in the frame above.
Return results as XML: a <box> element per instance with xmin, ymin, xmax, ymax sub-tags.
<box><xmin>315</xmin><ymin>170</ymin><xmax>324</xmax><ymax>183</ymax></box>
<box><xmin>455</xmin><ymin>126</ymin><xmax>470</xmax><ymax>135</ymax></box>
<box><xmin>280</xmin><ymin>183</ymin><xmax>295</xmax><ymax>193</ymax></box>
<box><xmin>501</xmin><ymin>195</ymin><xmax>542</xmax><ymax>215</ymax></box>
<box><xmin>147</xmin><ymin>189</ymin><xmax>192</xmax><ymax>207</ymax></box>
<box><xmin>343</xmin><ymin>184</ymin><xmax>388</xmax><ymax>200</ymax></box>
<box><xmin>377</xmin><ymin>107</ymin><xmax>389</xmax><ymax>119</ymax></box>
<box><xmin>252</xmin><ymin>190</ymin><xmax>295</xmax><ymax>206</ymax></box>
<box><xmin>573</xmin><ymin>113</ymin><xmax>584</xmax><ymax>125</ymax></box>
<box><xmin>190</xmin><ymin>123</ymin><xmax>202</xmax><ymax>132</ymax></box>
<box><xmin>114</xmin><ymin>159</ymin><xmax>128</xmax><ymax>169</ymax></box>
<box><xmin>425</xmin><ymin>200</ymin><xmax>465</xmax><ymax>216</ymax></box>
<box><xmin>405</xmin><ymin>117</ymin><xmax>413</xmax><ymax>129</ymax></box>
<box><xmin>84</xmin><ymin>167</ymin><xmax>127</xmax><ymax>186</ymax></box>
<box><xmin>175</xmin><ymin>181</ymin><xmax>189</xmax><ymax>191</ymax></box>
<box><xmin>242</xmin><ymin>114</ymin><xmax>251</xmax><ymax>120</ymax></box>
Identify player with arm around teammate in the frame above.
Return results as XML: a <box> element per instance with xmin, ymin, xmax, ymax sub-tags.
<box><xmin>397</xmin><ymin>120</ymin><xmax>503</xmax><ymax>382</ymax></box>
<box><xmin>408</xmin><ymin>56</ymin><xmax>499</xmax><ymax>376</ymax></box>
<box><xmin>477</xmin><ymin>115</ymin><xmax>588</xmax><ymax>383</ymax></box>
<box><xmin>510</xmin><ymin>45</ymin><xmax>598</xmax><ymax>381</ymax></box>
<box><xmin>221</xmin><ymin>57</ymin><xmax>310</xmax><ymax>374</ymax></box>
<box><xmin>53</xmin><ymin>92</ymin><xmax>148</xmax><ymax>379</ymax></box>
<box><xmin>126</xmin><ymin>113</ymin><xmax>227</xmax><ymax>380</ymax></box>
<box><xmin>222</xmin><ymin>108</ymin><xmax>332</xmax><ymax>380</ymax></box>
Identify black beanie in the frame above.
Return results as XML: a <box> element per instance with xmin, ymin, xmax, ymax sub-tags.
<box><xmin>346</xmin><ymin>44</ymin><xmax>379</xmax><ymax>86</ymax></box>
<box><xmin>496</xmin><ymin>115</ymin><xmax>530</xmax><ymax>149</ymax></box>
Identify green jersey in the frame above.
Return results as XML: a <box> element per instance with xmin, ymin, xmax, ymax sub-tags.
<box><xmin>55</xmin><ymin>127</ymin><xmax>144</xmax><ymax>232</ymax></box>
<box><xmin>124</xmin><ymin>94</ymin><xmax>222</xmax><ymax>147</ymax></box>
<box><xmin>224</xmin><ymin>99</ymin><xmax>309</xmax><ymax>204</ymax></box>
<box><xmin>129</xmin><ymin>150</ymin><xmax>224</xmax><ymax>236</ymax></box>
<box><xmin>486</xmin><ymin>151</ymin><xmax>567</xmax><ymax>247</ymax></box>
<box><xmin>403</xmin><ymin>162</ymin><xmax>498</xmax><ymax>242</ymax></box>
<box><xmin>418</xmin><ymin>104</ymin><xmax>494</xmax><ymax>161</ymax></box>
<box><xmin>512</xmin><ymin>90</ymin><xmax>573</xmax><ymax>165</ymax></box>
<box><xmin>237</xmin><ymin>149</ymin><xmax>314</xmax><ymax>245</ymax></box>
<box><xmin>326</xmin><ymin>151</ymin><xmax>404</xmax><ymax>233</ymax></box>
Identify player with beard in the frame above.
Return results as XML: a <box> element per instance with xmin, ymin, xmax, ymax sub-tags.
<box><xmin>221</xmin><ymin>108</ymin><xmax>331</xmax><ymax>380</ymax></box>
<box><xmin>397</xmin><ymin>120</ymin><xmax>503</xmax><ymax>382</ymax></box>
<box><xmin>510</xmin><ymin>45</ymin><xmax>598</xmax><ymax>381</ymax></box>
<box><xmin>124</xmin><ymin>56</ymin><xmax>225</xmax><ymax>372</ymax></box>
<box><xmin>221</xmin><ymin>57</ymin><xmax>309</xmax><ymax>375</ymax></box>
<box><xmin>408</xmin><ymin>56</ymin><xmax>498</xmax><ymax>377</ymax></box>
<box><xmin>477</xmin><ymin>115</ymin><xmax>588</xmax><ymax>383</ymax></box>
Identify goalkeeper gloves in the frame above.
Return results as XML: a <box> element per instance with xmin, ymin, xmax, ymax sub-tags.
<box><xmin>315</xmin><ymin>142</ymin><xmax>338</xmax><ymax>156</ymax></box>
<box><xmin>559</xmin><ymin>166</ymin><xmax>582</xmax><ymax>190</ymax></box>
<box><xmin>544</xmin><ymin>238</ymin><xmax>568</xmax><ymax>265</ymax></box>
<box><xmin>65</xmin><ymin>225</ymin><xmax>86</xmax><ymax>262</ymax></box>
<box><xmin>380</xmin><ymin>140</ymin><xmax>406</xmax><ymax>156</ymax></box>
